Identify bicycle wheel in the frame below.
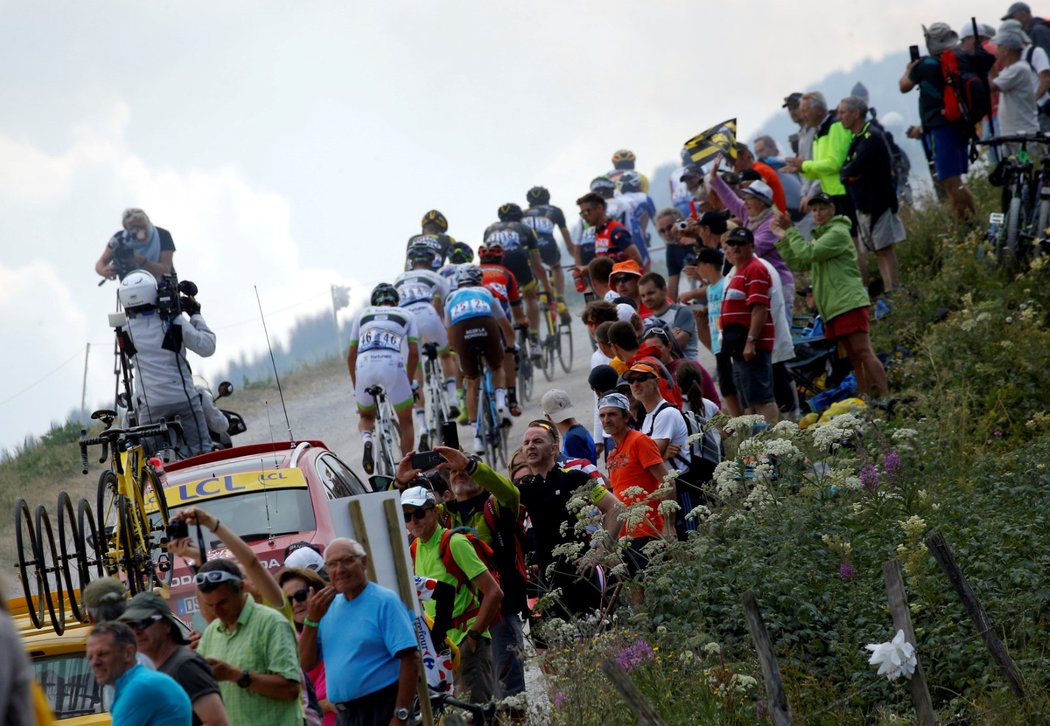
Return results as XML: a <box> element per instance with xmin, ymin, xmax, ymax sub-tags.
<box><xmin>1004</xmin><ymin>195</ymin><xmax>1022</xmax><ymax>262</ymax></box>
<box><xmin>15</xmin><ymin>499</ymin><xmax>44</xmax><ymax>628</ymax></box>
<box><xmin>34</xmin><ymin>504</ymin><xmax>66</xmax><ymax>634</ymax></box>
<box><xmin>478</xmin><ymin>380</ymin><xmax>497</xmax><ymax>469</ymax></box>
<box><xmin>558</xmin><ymin>322</ymin><xmax>574</xmax><ymax>374</ymax></box>
<box><xmin>96</xmin><ymin>470</ymin><xmax>119</xmax><ymax>575</ymax></box>
<box><xmin>117</xmin><ymin>496</ymin><xmax>150</xmax><ymax>596</ymax></box>
<box><xmin>136</xmin><ymin>466</ymin><xmax>172</xmax><ymax>589</ymax></box>
<box><xmin>56</xmin><ymin>492</ymin><xmax>86</xmax><ymax>623</ymax></box>
<box><xmin>77</xmin><ymin>497</ymin><xmax>106</xmax><ymax>581</ymax></box>
<box><xmin>541</xmin><ymin>335</ymin><xmax>556</xmax><ymax>382</ymax></box>
<box><xmin>1036</xmin><ymin>199</ymin><xmax>1050</xmax><ymax>258</ymax></box>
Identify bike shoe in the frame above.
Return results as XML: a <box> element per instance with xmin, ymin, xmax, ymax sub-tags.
<box><xmin>473</xmin><ymin>434</ymin><xmax>485</xmax><ymax>454</ymax></box>
<box><xmin>447</xmin><ymin>404</ymin><xmax>461</xmax><ymax>421</ymax></box>
<box><xmin>558</xmin><ymin>304</ymin><xmax>572</xmax><ymax>325</ymax></box>
<box><xmin>508</xmin><ymin>402</ymin><xmax>522</xmax><ymax>417</ymax></box>
<box><xmin>362</xmin><ymin>441</ymin><xmax>374</xmax><ymax>475</ymax></box>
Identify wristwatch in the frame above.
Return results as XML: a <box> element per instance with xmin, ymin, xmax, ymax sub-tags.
<box><xmin>237</xmin><ymin>670</ymin><xmax>252</xmax><ymax>688</ymax></box>
<box><xmin>394</xmin><ymin>707</ymin><xmax>411</xmax><ymax>722</ymax></box>
<box><xmin>747</xmin><ymin>335</ymin><xmax>757</xmax><ymax>343</ymax></box>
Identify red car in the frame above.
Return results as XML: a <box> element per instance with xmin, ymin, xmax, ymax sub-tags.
<box><xmin>158</xmin><ymin>440</ymin><xmax>372</xmax><ymax>629</ymax></box>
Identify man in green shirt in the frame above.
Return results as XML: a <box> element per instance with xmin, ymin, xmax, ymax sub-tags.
<box><xmin>195</xmin><ymin>559</ymin><xmax>302</xmax><ymax>726</ymax></box>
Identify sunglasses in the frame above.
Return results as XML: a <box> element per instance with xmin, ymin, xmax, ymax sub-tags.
<box><xmin>403</xmin><ymin>508</ymin><xmax>431</xmax><ymax>523</ymax></box>
<box><xmin>195</xmin><ymin>570</ymin><xmax>243</xmax><ymax>588</ymax></box>
<box><xmin>626</xmin><ymin>373</ymin><xmax>656</xmax><ymax>384</ymax></box>
<box><xmin>579</xmin><ymin>207</ymin><xmax>597</xmax><ymax>217</ymax></box>
<box><xmin>611</xmin><ymin>275</ymin><xmax>635</xmax><ymax>285</ymax></box>
<box><xmin>127</xmin><ymin>614</ymin><xmax>164</xmax><ymax>632</ymax></box>
<box><xmin>290</xmin><ymin>587</ymin><xmax>311</xmax><ymax>603</ymax></box>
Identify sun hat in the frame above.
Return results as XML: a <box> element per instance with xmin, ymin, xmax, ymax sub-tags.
<box><xmin>740</xmin><ymin>180</ymin><xmax>774</xmax><ymax>206</ymax></box>
<box><xmin>923</xmin><ymin>22</ymin><xmax>960</xmax><ymax>54</ymax></box>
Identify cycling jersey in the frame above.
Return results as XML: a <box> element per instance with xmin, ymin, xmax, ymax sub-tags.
<box><xmin>607</xmin><ymin>169</ymin><xmax>650</xmax><ymax>193</ymax></box>
<box><xmin>443</xmin><ymin>286</ymin><xmax>507</xmax><ymax>327</ymax></box>
<box><xmin>574</xmin><ymin>224</ymin><xmax>597</xmax><ymax>265</ymax></box>
<box><xmin>393</xmin><ymin>269</ymin><xmax>448</xmax><ymax>308</ymax></box>
<box><xmin>438</xmin><ymin>263</ymin><xmax>465</xmax><ymax>287</ymax></box>
<box><xmin>594</xmin><ymin>219</ymin><xmax>634</xmax><ymax>260</ymax></box>
<box><xmin>617</xmin><ymin>192</ymin><xmax>654</xmax><ymax>269</ymax></box>
<box><xmin>406</xmin><ymin>233</ymin><xmax>456</xmax><ymax>271</ymax></box>
<box><xmin>522</xmin><ymin>205</ymin><xmax>568</xmax><ymax>267</ymax></box>
<box><xmin>483</xmin><ymin>221</ymin><xmax>539</xmax><ymax>288</ymax></box>
<box><xmin>480</xmin><ymin>264</ymin><xmax>522</xmax><ymax>308</ymax></box>
<box><xmin>349</xmin><ymin>305</ymin><xmax>419</xmax><ymax>359</ymax></box>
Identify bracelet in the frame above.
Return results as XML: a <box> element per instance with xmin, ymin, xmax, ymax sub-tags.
<box><xmin>210</xmin><ymin>519</ymin><xmax>221</xmax><ymax>532</ymax></box>
<box><xmin>304</xmin><ymin>618</ymin><xmax>320</xmax><ymax>628</ymax></box>
<box><xmin>465</xmin><ymin>456</ymin><xmax>479</xmax><ymax>476</ymax></box>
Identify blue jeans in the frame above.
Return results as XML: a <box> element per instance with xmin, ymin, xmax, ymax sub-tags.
<box><xmin>490</xmin><ymin>614</ymin><xmax>526</xmax><ymax>697</ymax></box>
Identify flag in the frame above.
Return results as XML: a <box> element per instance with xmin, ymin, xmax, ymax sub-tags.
<box><xmin>683</xmin><ymin>119</ymin><xmax>738</xmax><ymax>165</ymax></box>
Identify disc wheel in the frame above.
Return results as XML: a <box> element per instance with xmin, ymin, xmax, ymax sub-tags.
<box><xmin>56</xmin><ymin>492</ymin><xmax>86</xmax><ymax>623</ymax></box>
<box><xmin>96</xmin><ymin>470</ymin><xmax>119</xmax><ymax>575</ymax></box>
<box><xmin>15</xmin><ymin>499</ymin><xmax>44</xmax><ymax>629</ymax></box>
<box><xmin>77</xmin><ymin>497</ymin><xmax>105</xmax><ymax>581</ymax></box>
<box><xmin>558</xmin><ymin>322</ymin><xmax>574</xmax><ymax>374</ymax></box>
<box><xmin>34</xmin><ymin>504</ymin><xmax>66</xmax><ymax>634</ymax></box>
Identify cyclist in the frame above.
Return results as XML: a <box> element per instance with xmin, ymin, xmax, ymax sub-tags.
<box><xmin>439</xmin><ymin>241</ymin><xmax>476</xmax><ymax>423</ymax></box>
<box><xmin>347</xmin><ymin>283</ymin><xmax>420</xmax><ymax>474</ymax></box>
<box><xmin>394</xmin><ymin>241</ymin><xmax>461</xmax><ymax>447</ymax></box>
<box><xmin>607</xmin><ymin>149</ymin><xmax>650</xmax><ymax>193</ymax></box>
<box><xmin>478</xmin><ymin>242</ymin><xmax>527</xmax><ymax>417</ymax></box>
<box><xmin>483</xmin><ymin>203</ymin><xmax>554</xmax><ymax>362</ymax></box>
<box><xmin>616</xmin><ymin>170</ymin><xmax>655</xmax><ymax>271</ymax></box>
<box><xmin>406</xmin><ymin>210</ymin><xmax>457</xmax><ymax>271</ymax></box>
<box><xmin>522</xmin><ymin>186</ymin><xmax>575</xmax><ymax>324</ymax></box>
<box><xmin>443</xmin><ymin>265</ymin><xmax>517</xmax><ymax>454</ymax></box>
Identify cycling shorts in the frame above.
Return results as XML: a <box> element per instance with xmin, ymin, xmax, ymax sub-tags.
<box><xmin>405</xmin><ymin>302</ymin><xmax>448</xmax><ymax>351</ymax></box>
<box><xmin>536</xmin><ymin>237</ymin><xmax>562</xmax><ymax>267</ymax></box>
<box><xmin>449</xmin><ymin>318</ymin><xmax>503</xmax><ymax>379</ymax></box>
<box><xmin>354</xmin><ymin>352</ymin><xmax>413</xmax><ymax>412</ymax></box>
<box><xmin>502</xmin><ymin>249</ymin><xmax>534</xmax><ymax>289</ymax></box>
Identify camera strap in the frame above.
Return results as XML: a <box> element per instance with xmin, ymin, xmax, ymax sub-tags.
<box><xmin>196</xmin><ymin>521</ymin><xmax>209</xmax><ymax>565</ymax></box>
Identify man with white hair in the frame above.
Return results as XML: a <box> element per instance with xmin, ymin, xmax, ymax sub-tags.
<box><xmin>96</xmin><ymin>208</ymin><xmax>176</xmax><ymax>281</ymax></box>
<box><xmin>991</xmin><ymin>30</ymin><xmax>1041</xmax><ymax>137</ymax></box>
<box><xmin>1001</xmin><ymin>2</ymin><xmax>1050</xmax><ymax>58</ymax></box>
<box><xmin>299</xmin><ymin>538</ymin><xmax>419</xmax><ymax>726</ymax></box>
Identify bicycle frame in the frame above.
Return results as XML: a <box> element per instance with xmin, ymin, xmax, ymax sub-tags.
<box><xmin>367</xmin><ymin>385</ymin><xmax>400</xmax><ymax>478</ymax></box>
<box><xmin>421</xmin><ymin>343</ymin><xmax>450</xmax><ymax>447</ymax></box>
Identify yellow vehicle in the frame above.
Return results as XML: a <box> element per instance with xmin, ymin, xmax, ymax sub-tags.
<box><xmin>11</xmin><ymin>596</ymin><xmax>109</xmax><ymax>724</ymax></box>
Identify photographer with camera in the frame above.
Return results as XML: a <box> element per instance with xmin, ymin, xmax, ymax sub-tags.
<box><xmin>117</xmin><ymin>270</ymin><xmax>216</xmax><ymax>458</ymax></box>
<box><xmin>96</xmin><ymin>208</ymin><xmax>175</xmax><ymax>282</ymax></box>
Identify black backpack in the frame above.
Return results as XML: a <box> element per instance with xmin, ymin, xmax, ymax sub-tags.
<box><xmin>643</xmin><ymin>401</ymin><xmax>722</xmax><ymax>485</ymax></box>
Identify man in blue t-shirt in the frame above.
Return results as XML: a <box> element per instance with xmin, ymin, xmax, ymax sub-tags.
<box><xmin>541</xmin><ymin>389</ymin><xmax>597</xmax><ymax>465</ymax></box>
<box><xmin>87</xmin><ymin>622</ymin><xmax>192</xmax><ymax>726</ymax></box>
<box><xmin>299</xmin><ymin>538</ymin><xmax>420</xmax><ymax>726</ymax></box>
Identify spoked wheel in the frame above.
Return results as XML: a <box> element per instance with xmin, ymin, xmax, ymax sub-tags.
<box><xmin>34</xmin><ymin>504</ymin><xmax>66</xmax><ymax>634</ymax></box>
<box><xmin>517</xmin><ymin>352</ymin><xmax>534</xmax><ymax>403</ymax></box>
<box><xmin>15</xmin><ymin>499</ymin><xmax>44</xmax><ymax>628</ymax></box>
<box><xmin>478</xmin><ymin>387</ymin><xmax>497</xmax><ymax>469</ymax></box>
<box><xmin>541</xmin><ymin>336</ymin><xmax>556</xmax><ymax>382</ymax></box>
<box><xmin>558</xmin><ymin>323</ymin><xmax>574</xmax><ymax>374</ymax></box>
<box><xmin>1003</xmin><ymin>196</ymin><xmax>1022</xmax><ymax>264</ymax></box>
<box><xmin>136</xmin><ymin>466</ymin><xmax>172</xmax><ymax>590</ymax></box>
<box><xmin>96</xmin><ymin>470</ymin><xmax>119</xmax><ymax>575</ymax></box>
<box><xmin>56</xmin><ymin>492</ymin><xmax>86</xmax><ymax>623</ymax></box>
<box><xmin>117</xmin><ymin>496</ymin><xmax>150</xmax><ymax>596</ymax></box>
<box><xmin>77</xmin><ymin>497</ymin><xmax>105</xmax><ymax>581</ymax></box>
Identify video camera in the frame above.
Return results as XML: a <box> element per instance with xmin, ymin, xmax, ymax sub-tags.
<box><xmin>155</xmin><ymin>274</ymin><xmax>200</xmax><ymax>318</ymax></box>
<box><xmin>107</xmin><ymin>230</ymin><xmax>140</xmax><ymax>279</ymax></box>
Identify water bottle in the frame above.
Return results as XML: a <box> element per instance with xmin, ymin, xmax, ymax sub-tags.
<box><xmin>572</xmin><ymin>267</ymin><xmax>586</xmax><ymax>293</ymax></box>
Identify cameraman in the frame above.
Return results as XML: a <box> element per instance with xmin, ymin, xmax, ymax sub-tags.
<box><xmin>96</xmin><ymin>208</ymin><xmax>175</xmax><ymax>281</ymax></box>
<box><xmin>117</xmin><ymin>270</ymin><xmax>216</xmax><ymax>457</ymax></box>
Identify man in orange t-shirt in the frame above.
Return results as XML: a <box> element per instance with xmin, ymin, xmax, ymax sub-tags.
<box><xmin>598</xmin><ymin>392</ymin><xmax>673</xmax><ymax>575</ymax></box>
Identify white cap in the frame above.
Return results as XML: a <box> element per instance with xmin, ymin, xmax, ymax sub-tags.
<box><xmin>285</xmin><ymin>546</ymin><xmax>325</xmax><ymax>572</ymax></box>
<box><xmin>400</xmin><ymin>485</ymin><xmax>436</xmax><ymax>508</ymax></box>
<box><xmin>541</xmin><ymin>389</ymin><xmax>573</xmax><ymax>422</ymax></box>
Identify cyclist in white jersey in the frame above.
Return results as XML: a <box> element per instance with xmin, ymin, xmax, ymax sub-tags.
<box><xmin>395</xmin><ymin>242</ymin><xmax>461</xmax><ymax>447</ymax></box>
<box><xmin>617</xmin><ymin>170</ymin><xmax>656</xmax><ymax>265</ymax></box>
<box><xmin>437</xmin><ymin>241</ymin><xmax>475</xmax><ymax>422</ymax></box>
<box><xmin>347</xmin><ymin>283</ymin><xmax>420</xmax><ymax>474</ymax></box>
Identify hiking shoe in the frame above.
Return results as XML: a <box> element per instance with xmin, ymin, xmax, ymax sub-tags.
<box><xmin>362</xmin><ymin>441</ymin><xmax>374</xmax><ymax>475</ymax></box>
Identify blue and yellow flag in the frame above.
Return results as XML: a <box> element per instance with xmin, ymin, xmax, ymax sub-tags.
<box><xmin>683</xmin><ymin>119</ymin><xmax>738</xmax><ymax>164</ymax></box>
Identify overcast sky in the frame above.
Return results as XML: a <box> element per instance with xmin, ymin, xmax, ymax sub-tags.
<box><xmin>0</xmin><ymin>0</ymin><xmax>992</xmax><ymax>451</ymax></box>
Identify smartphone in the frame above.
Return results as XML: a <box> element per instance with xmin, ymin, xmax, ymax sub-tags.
<box><xmin>909</xmin><ymin>45</ymin><xmax>921</xmax><ymax>63</ymax></box>
<box><xmin>411</xmin><ymin>450</ymin><xmax>444</xmax><ymax>470</ymax></box>
<box><xmin>440</xmin><ymin>420</ymin><xmax>460</xmax><ymax>451</ymax></box>
<box><xmin>165</xmin><ymin>520</ymin><xmax>189</xmax><ymax>540</ymax></box>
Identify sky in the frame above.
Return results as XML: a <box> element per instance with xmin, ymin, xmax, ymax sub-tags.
<box><xmin>0</xmin><ymin>0</ymin><xmax>994</xmax><ymax>451</ymax></box>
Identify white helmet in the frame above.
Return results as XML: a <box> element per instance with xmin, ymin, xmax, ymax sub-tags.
<box><xmin>118</xmin><ymin>270</ymin><xmax>158</xmax><ymax>310</ymax></box>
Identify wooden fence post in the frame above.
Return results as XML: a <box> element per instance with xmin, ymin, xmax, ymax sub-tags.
<box><xmin>924</xmin><ymin>533</ymin><xmax>1027</xmax><ymax>702</ymax></box>
<box><xmin>600</xmin><ymin>658</ymin><xmax>665</xmax><ymax>726</ymax></box>
<box><xmin>882</xmin><ymin>559</ymin><xmax>937</xmax><ymax>726</ymax></box>
<box><xmin>740</xmin><ymin>591</ymin><xmax>793</xmax><ymax>726</ymax></box>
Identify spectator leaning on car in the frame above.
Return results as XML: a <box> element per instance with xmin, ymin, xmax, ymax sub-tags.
<box><xmin>299</xmin><ymin>538</ymin><xmax>419</xmax><ymax>726</ymax></box>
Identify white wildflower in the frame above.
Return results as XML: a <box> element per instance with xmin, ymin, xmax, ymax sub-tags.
<box><xmin>658</xmin><ymin>499</ymin><xmax>681</xmax><ymax>516</ymax></box>
<box><xmin>772</xmin><ymin>420</ymin><xmax>800</xmax><ymax>436</ymax></box>
<box><xmin>685</xmin><ymin>504</ymin><xmax>712</xmax><ymax>522</ymax></box>
<box><xmin>745</xmin><ymin>484</ymin><xmax>773</xmax><ymax>510</ymax></box>
<box><xmin>723</xmin><ymin>414</ymin><xmax>766</xmax><ymax>435</ymax></box>
<box><xmin>703</xmin><ymin>641</ymin><xmax>721</xmax><ymax>656</ymax></box>
<box><xmin>619</xmin><ymin>485</ymin><xmax>646</xmax><ymax>499</ymax></box>
<box><xmin>730</xmin><ymin>674</ymin><xmax>758</xmax><ymax>692</ymax></box>
<box><xmin>898</xmin><ymin>515</ymin><xmax>927</xmax><ymax>539</ymax></box>
<box><xmin>865</xmin><ymin>629</ymin><xmax>917</xmax><ymax>681</ymax></box>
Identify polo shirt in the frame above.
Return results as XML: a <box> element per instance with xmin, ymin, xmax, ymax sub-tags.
<box><xmin>317</xmin><ymin>582</ymin><xmax>417</xmax><ymax>703</ymax></box>
<box><xmin>112</xmin><ymin>663</ymin><xmax>192</xmax><ymax>726</ymax></box>
<box><xmin>198</xmin><ymin>595</ymin><xmax>302</xmax><ymax>726</ymax></box>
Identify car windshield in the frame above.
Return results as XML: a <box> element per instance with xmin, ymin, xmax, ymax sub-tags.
<box><xmin>33</xmin><ymin>652</ymin><xmax>104</xmax><ymax>720</ymax></box>
<box><xmin>171</xmin><ymin>488</ymin><xmax>317</xmax><ymax>546</ymax></box>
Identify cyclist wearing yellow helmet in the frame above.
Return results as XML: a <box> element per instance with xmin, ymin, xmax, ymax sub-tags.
<box><xmin>406</xmin><ymin>210</ymin><xmax>458</xmax><ymax>271</ymax></box>
<box><xmin>607</xmin><ymin>149</ymin><xmax>650</xmax><ymax>193</ymax></box>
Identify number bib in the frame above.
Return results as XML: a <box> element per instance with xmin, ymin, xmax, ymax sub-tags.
<box><xmin>359</xmin><ymin>327</ymin><xmax>403</xmax><ymax>353</ymax></box>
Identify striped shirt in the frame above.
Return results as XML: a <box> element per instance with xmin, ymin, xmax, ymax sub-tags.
<box><xmin>720</xmin><ymin>256</ymin><xmax>774</xmax><ymax>352</ymax></box>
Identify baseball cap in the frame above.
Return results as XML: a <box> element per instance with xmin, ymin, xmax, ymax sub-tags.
<box><xmin>740</xmin><ymin>180</ymin><xmax>774</xmax><ymax>206</ymax></box>
<box><xmin>400</xmin><ymin>485</ymin><xmax>436</xmax><ymax>509</ymax></box>
<box><xmin>285</xmin><ymin>545</ymin><xmax>326</xmax><ymax>572</ymax></box>
<box><xmin>597</xmin><ymin>392</ymin><xmax>631</xmax><ymax>412</ymax></box>
<box><xmin>118</xmin><ymin>592</ymin><xmax>191</xmax><ymax>644</ymax></box>
<box><xmin>725</xmin><ymin>227</ymin><xmax>755</xmax><ymax>246</ymax></box>
<box><xmin>540</xmin><ymin>389</ymin><xmax>573</xmax><ymax>422</ymax></box>
<box><xmin>960</xmin><ymin>21</ymin><xmax>997</xmax><ymax>39</ymax></box>
<box><xmin>782</xmin><ymin>92</ymin><xmax>803</xmax><ymax>109</ymax></box>
<box><xmin>82</xmin><ymin>577</ymin><xmax>128</xmax><ymax>610</ymax></box>
<box><xmin>679</xmin><ymin>164</ymin><xmax>704</xmax><ymax>181</ymax></box>
<box><xmin>610</xmin><ymin>260</ymin><xmax>643</xmax><ymax>278</ymax></box>
<box><xmin>993</xmin><ymin>30</ymin><xmax>1026</xmax><ymax>49</ymax></box>
<box><xmin>588</xmin><ymin>364</ymin><xmax>620</xmax><ymax>393</ymax></box>
<box><xmin>697</xmin><ymin>210</ymin><xmax>729</xmax><ymax>235</ymax></box>
<box><xmin>625</xmin><ymin>360</ymin><xmax>661</xmax><ymax>380</ymax></box>
<box><xmin>615</xmin><ymin>302</ymin><xmax>637</xmax><ymax>322</ymax></box>
<box><xmin>1003</xmin><ymin>2</ymin><xmax>1031</xmax><ymax>21</ymax></box>
<box><xmin>808</xmin><ymin>192</ymin><xmax>835</xmax><ymax>207</ymax></box>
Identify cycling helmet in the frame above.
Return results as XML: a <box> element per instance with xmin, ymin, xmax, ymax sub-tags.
<box><xmin>611</xmin><ymin>149</ymin><xmax>636</xmax><ymax>169</ymax></box>
<box><xmin>370</xmin><ymin>282</ymin><xmax>400</xmax><ymax>307</ymax></box>
<box><xmin>407</xmin><ymin>240</ymin><xmax>437</xmax><ymax>265</ymax></box>
<box><xmin>619</xmin><ymin>170</ymin><xmax>643</xmax><ymax>193</ymax></box>
<box><xmin>455</xmin><ymin>264</ymin><xmax>484</xmax><ymax>289</ymax></box>
<box><xmin>526</xmin><ymin>186</ymin><xmax>550</xmax><ymax>206</ymax></box>
<box><xmin>118</xmin><ymin>270</ymin><xmax>158</xmax><ymax>310</ymax></box>
<box><xmin>448</xmin><ymin>241</ymin><xmax>474</xmax><ymax>264</ymax></box>
<box><xmin>421</xmin><ymin>209</ymin><xmax>448</xmax><ymax>233</ymax></box>
<box><xmin>590</xmin><ymin>175</ymin><xmax>616</xmax><ymax>193</ymax></box>
<box><xmin>497</xmin><ymin>203</ymin><xmax>523</xmax><ymax>222</ymax></box>
<box><xmin>478</xmin><ymin>242</ymin><xmax>504</xmax><ymax>263</ymax></box>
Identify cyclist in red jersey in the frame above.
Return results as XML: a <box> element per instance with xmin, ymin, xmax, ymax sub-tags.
<box><xmin>479</xmin><ymin>242</ymin><xmax>526</xmax><ymax>417</ymax></box>
<box><xmin>575</xmin><ymin>192</ymin><xmax>642</xmax><ymax>270</ymax></box>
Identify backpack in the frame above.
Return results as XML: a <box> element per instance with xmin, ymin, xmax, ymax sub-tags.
<box><xmin>939</xmin><ymin>49</ymin><xmax>991</xmax><ymax>134</ymax></box>
<box><xmin>410</xmin><ymin>527</ymin><xmax>499</xmax><ymax>630</ymax></box>
<box><xmin>482</xmin><ymin>497</ymin><xmax>529</xmax><ymax>587</ymax></box>
<box><xmin>643</xmin><ymin>401</ymin><xmax>722</xmax><ymax>484</ymax></box>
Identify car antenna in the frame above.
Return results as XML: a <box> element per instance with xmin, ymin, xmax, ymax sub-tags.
<box><xmin>254</xmin><ymin>285</ymin><xmax>295</xmax><ymax>448</ymax></box>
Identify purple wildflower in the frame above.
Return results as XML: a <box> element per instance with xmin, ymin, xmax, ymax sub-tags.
<box><xmin>756</xmin><ymin>700</ymin><xmax>769</xmax><ymax>723</ymax></box>
<box><xmin>883</xmin><ymin>450</ymin><xmax>901</xmax><ymax>481</ymax></box>
<box><xmin>616</xmin><ymin>638</ymin><xmax>655</xmax><ymax>672</ymax></box>
<box><xmin>552</xmin><ymin>690</ymin><xmax>566</xmax><ymax>708</ymax></box>
<box><xmin>859</xmin><ymin>463</ymin><xmax>879</xmax><ymax>492</ymax></box>
<box><xmin>839</xmin><ymin>562</ymin><xmax>858</xmax><ymax>581</ymax></box>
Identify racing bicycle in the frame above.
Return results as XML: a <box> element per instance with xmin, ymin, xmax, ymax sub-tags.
<box><xmin>978</xmin><ymin>133</ymin><xmax>1050</xmax><ymax>265</ymax></box>
<box><xmin>514</xmin><ymin>324</ymin><xmax>534</xmax><ymax>403</ymax></box>
<box><xmin>474</xmin><ymin>346</ymin><xmax>508</xmax><ymax>470</ymax></box>
<box><xmin>419</xmin><ymin>342</ymin><xmax>451</xmax><ymax>450</ymax></box>
<box><xmin>367</xmin><ymin>385</ymin><xmax>402</xmax><ymax>478</ymax></box>
<box><xmin>538</xmin><ymin>289</ymin><xmax>573</xmax><ymax>381</ymax></box>
<box><xmin>80</xmin><ymin>410</ymin><xmax>176</xmax><ymax>597</ymax></box>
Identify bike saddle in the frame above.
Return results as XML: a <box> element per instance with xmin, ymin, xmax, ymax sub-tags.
<box><xmin>365</xmin><ymin>385</ymin><xmax>386</xmax><ymax>396</ymax></box>
<box><xmin>422</xmin><ymin>342</ymin><xmax>439</xmax><ymax>358</ymax></box>
<box><xmin>90</xmin><ymin>409</ymin><xmax>119</xmax><ymax>427</ymax></box>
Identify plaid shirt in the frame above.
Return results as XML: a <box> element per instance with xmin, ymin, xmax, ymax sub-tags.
<box><xmin>198</xmin><ymin>595</ymin><xmax>302</xmax><ymax>726</ymax></box>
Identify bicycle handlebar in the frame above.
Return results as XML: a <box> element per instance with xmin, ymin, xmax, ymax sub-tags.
<box><xmin>79</xmin><ymin>420</ymin><xmax>183</xmax><ymax>474</ymax></box>
<box><xmin>974</xmin><ymin>133</ymin><xmax>1050</xmax><ymax>147</ymax></box>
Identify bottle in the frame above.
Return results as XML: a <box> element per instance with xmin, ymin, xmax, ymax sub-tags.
<box><xmin>572</xmin><ymin>266</ymin><xmax>586</xmax><ymax>293</ymax></box>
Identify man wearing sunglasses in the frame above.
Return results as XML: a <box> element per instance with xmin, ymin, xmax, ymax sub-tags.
<box><xmin>299</xmin><ymin>538</ymin><xmax>419</xmax><ymax>726</ymax></box>
<box><xmin>118</xmin><ymin>592</ymin><xmax>229</xmax><ymax>726</ymax></box>
<box><xmin>195</xmin><ymin>560</ymin><xmax>303</xmax><ymax>726</ymax></box>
